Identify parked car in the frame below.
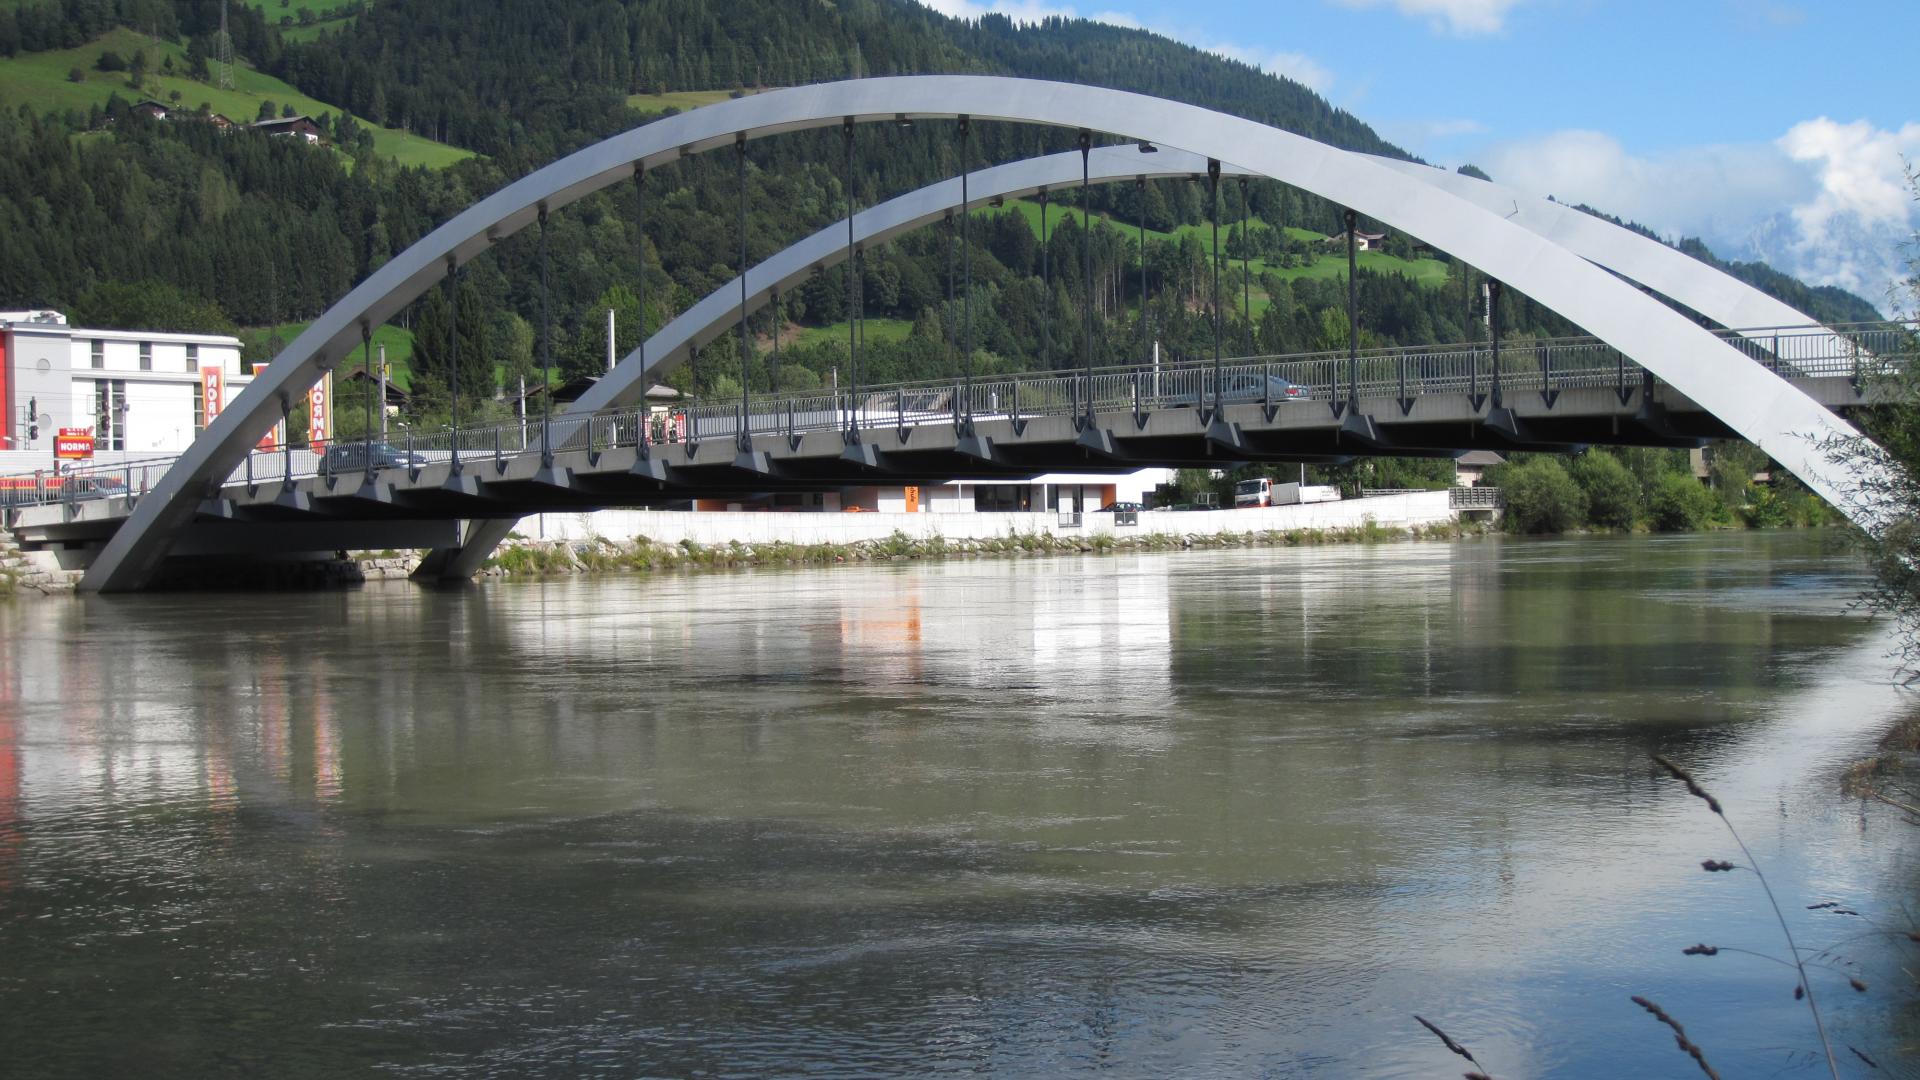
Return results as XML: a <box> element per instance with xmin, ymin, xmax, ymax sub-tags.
<box><xmin>1093</xmin><ymin>501</ymin><xmax>1143</xmax><ymax>514</ymax></box>
<box><xmin>1169</xmin><ymin>372</ymin><xmax>1310</xmax><ymax>408</ymax></box>
<box><xmin>320</xmin><ymin>441</ymin><xmax>428</xmax><ymax>473</ymax></box>
<box><xmin>63</xmin><ymin>474</ymin><xmax>127</xmax><ymax>498</ymax></box>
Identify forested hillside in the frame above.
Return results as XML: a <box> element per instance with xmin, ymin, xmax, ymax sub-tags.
<box><xmin>0</xmin><ymin>0</ymin><xmax>1884</xmax><ymax>424</ymax></box>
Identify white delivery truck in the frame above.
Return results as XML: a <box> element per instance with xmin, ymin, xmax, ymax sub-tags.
<box><xmin>1233</xmin><ymin>478</ymin><xmax>1342</xmax><ymax>508</ymax></box>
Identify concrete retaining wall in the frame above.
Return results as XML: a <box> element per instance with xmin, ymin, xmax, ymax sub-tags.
<box><xmin>520</xmin><ymin>491</ymin><xmax>1457</xmax><ymax>546</ymax></box>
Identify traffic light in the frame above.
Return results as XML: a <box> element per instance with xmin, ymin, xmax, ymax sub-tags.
<box><xmin>26</xmin><ymin>397</ymin><xmax>36</xmax><ymax>441</ymax></box>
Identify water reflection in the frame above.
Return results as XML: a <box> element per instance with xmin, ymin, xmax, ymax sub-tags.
<box><xmin>0</xmin><ymin>532</ymin><xmax>1911</xmax><ymax>1077</ymax></box>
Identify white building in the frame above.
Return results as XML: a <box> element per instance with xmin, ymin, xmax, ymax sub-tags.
<box><xmin>0</xmin><ymin>310</ymin><xmax>249</xmax><ymax>460</ymax></box>
<box><xmin>694</xmin><ymin>469</ymin><xmax>1174</xmax><ymax>514</ymax></box>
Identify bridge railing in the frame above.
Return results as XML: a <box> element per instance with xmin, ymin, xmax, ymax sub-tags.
<box><xmin>1450</xmin><ymin>486</ymin><xmax>1504</xmax><ymax>509</ymax></box>
<box><xmin>6</xmin><ymin>321</ymin><xmax>1912</xmax><ymax>511</ymax></box>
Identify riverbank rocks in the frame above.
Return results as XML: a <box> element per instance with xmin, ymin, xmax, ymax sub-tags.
<box><xmin>0</xmin><ymin>518</ymin><xmax>1496</xmax><ymax>595</ymax></box>
<box><xmin>472</xmin><ymin>521</ymin><xmax>1491</xmax><ymax>578</ymax></box>
<box><xmin>0</xmin><ymin>530</ymin><xmax>82</xmax><ymax>595</ymax></box>
<box><xmin>357</xmin><ymin>554</ymin><xmax>424</xmax><ymax>580</ymax></box>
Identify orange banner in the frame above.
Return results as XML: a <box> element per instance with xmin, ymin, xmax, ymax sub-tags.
<box><xmin>201</xmin><ymin>365</ymin><xmax>224</xmax><ymax>423</ymax></box>
<box><xmin>308</xmin><ymin>372</ymin><xmax>331</xmax><ymax>451</ymax></box>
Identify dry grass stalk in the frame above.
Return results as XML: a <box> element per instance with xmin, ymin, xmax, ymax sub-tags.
<box><xmin>1651</xmin><ymin>754</ymin><xmax>1842</xmax><ymax>1079</ymax></box>
<box><xmin>1631</xmin><ymin>996</ymin><xmax>1722</xmax><ymax>1080</ymax></box>
<box><xmin>1414</xmin><ymin>1014</ymin><xmax>1485</xmax><ymax>1074</ymax></box>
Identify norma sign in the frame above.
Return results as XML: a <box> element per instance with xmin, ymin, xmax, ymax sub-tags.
<box><xmin>308</xmin><ymin>371</ymin><xmax>331</xmax><ymax>452</ymax></box>
<box><xmin>54</xmin><ymin>428</ymin><xmax>94</xmax><ymax>460</ymax></box>
<box><xmin>201</xmin><ymin>365</ymin><xmax>225</xmax><ymax>423</ymax></box>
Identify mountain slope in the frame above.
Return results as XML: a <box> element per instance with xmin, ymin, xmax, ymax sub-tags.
<box><xmin>0</xmin><ymin>25</ymin><xmax>469</xmax><ymax>168</ymax></box>
<box><xmin>268</xmin><ymin>0</ymin><xmax>1403</xmax><ymax>162</ymax></box>
<box><xmin>0</xmin><ymin>0</ymin><xmax>1885</xmax><ymax>397</ymax></box>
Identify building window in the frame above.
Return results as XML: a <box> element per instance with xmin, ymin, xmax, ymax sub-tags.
<box><xmin>974</xmin><ymin>484</ymin><xmax>1033</xmax><ymax>512</ymax></box>
<box><xmin>90</xmin><ymin>339</ymin><xmax>104</xmax><ymax>369</ymax></box>
<box><xmin>94</xmin><ymin>380</ymin><xmax>126</xmax><ymax>451</ymax></box>
<box><xmin>192</xmin><ymin>380</ymin><xmax>205</xmax><ymax>433</ymax></box>
<box><xmin>138</xmin><ymin>342</ymin><xmax>152</xmax><ymax>372</ymax></box>
<box><xmin>186</xmin><ymin>343</ymin><xmax>199</xmax><ymax>372</ymax></box>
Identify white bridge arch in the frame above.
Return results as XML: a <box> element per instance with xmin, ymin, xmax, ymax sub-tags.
<box><xmin>82</xmin><ymin>76</ymin><xmax>1883</xmax><ymax>591</ymax></box>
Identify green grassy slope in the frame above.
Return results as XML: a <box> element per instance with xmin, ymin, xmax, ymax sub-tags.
<box><xmin>793</xmin><ymin>318</ymin><xmax>915</xmax><ymax>349</ymax></box>
<box><xmin>997</xmin><ymin>199</ymin><xmax>1450</xmax><ymax>288</ymax></box>
<box><xmin>0</xmin><ymin>27</ymin><xmax>471</xmax><ymax>168</ymax></box>
<box><xmin>241</xmin><ymin>321</ymin><xmax>417</xmax><ymax>388</ymax></box>
<box><xmin>240</xmin><ymin>0</ymin><xmax>358</xmax><ymax>43</ymax></box>
<box><xmin>626</xmin><ymin>88</ymin><xmax>765</xmax><ymax>114</ymax></box>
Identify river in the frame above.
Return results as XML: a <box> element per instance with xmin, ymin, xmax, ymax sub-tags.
<box><xmin>0</xmin><ymin>531</ymin><xmax>1914</xmax><ymax>1077</ymax></box>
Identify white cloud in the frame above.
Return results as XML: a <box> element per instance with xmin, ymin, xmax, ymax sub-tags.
<box><xmin>1254</xmin><ymin>50</ymin><xmax>1336</xmax><ymax>94</ymax></box>
<box><xmin>1778</xmin><ymin>119</ymin><xmax>1920</xmax><ymax>242</ymax></box>
<box><xmin>1479</xmin><ymin>122</ymin><xmax>1920</xmax><ymax>309</ymax></box>
<box><xmin>1332</xmin><ymin>0</ymin><xmax>1527</xmax><ymax>35</ymax></box>
<box><xmin>1202</xmin><ymin>41</ymin><xmax>1336</xmax><ymax>93</ymax></box>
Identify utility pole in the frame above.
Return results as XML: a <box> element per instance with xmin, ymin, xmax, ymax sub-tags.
<box><xmin>376</xmin><ymin>344</ymin><xmax>388</xmax><ymax>438</ymax></box>
<box><xmin>217</xmin><ymin>0</ymin><xmax>235</xmax><ymax>90</ymax></box>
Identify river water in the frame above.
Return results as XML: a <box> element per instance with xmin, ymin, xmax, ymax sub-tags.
<box><xmin>1</xmin><ymin>531</ymin><xmax>1915</xmax><ymax>1077</ymax></box>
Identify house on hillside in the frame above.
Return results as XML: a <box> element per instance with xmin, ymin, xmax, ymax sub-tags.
<box><xmin>130</xmin><ymin>99</ymin><xmax>172</xmax><ymax>121</ymax></box>
<box><xmin>1323</xmin><ymin>227</ymin><xmax>1387</xmax><ymax>251</ymax></box>
<box><xmin>251</xmin><ymin>115</ymin><xmax>324</xmax><ymax>143</ymax></box>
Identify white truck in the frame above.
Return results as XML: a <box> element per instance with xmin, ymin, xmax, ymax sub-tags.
<box><xmin>1233</xmin><ymin>478</ymin><xmax>1342</xmax><ymax>508</ymax></box>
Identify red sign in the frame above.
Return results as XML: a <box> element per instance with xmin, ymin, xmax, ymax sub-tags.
<box><xmin>201</xmin><ymin>365</ymin><xmax>224</xmax><ymax>423</ymax></box>
<box><xmin>308</xmin><ymin>375</ymin><xmax>330</xmax><ymax>452</ymax></box>
<box><xmin>54</xmin><ymin>428</ymin><xmax>94</xmax><ymax>460</ymax></box>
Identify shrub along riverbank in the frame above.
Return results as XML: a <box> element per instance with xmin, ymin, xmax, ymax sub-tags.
<box><xmin>472</xmin><ymin>519</ymin><xmax>1491</xmax><ymax>578</ymax></box>
<box><xmin>1488</xmin><ymin>446</ymin><xmax>1834</xmax><ymax>535</ymax></box>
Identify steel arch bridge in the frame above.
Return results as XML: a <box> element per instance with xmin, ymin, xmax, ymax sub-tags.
<box><xmin>35</xmin><ymin>76</ymin><xmax>1895</xmax><ymax>591</ymax></box>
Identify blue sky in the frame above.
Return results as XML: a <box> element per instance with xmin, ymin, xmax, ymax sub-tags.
<box><xmin>917</xmin><ymin>0</ymin><xmax>1920</xmax><ymax>311</ymax></box>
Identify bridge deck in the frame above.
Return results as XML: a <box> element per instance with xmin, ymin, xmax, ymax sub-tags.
<box><xmin>6</xmin><ymin>360</ymin><xmax>1883</xmax><ymax>557</ymax></box>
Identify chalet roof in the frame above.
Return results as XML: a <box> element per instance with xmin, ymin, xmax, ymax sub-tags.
<box><xmin>1456</xmin><ymin>450</ymin><xmax>1506</xmax><ymax>467</ymax></box>
<box><xmin>343</xmin><ymin>368</ymin><xmax>411</xmax><ymax>405</ymax></box>
<box><xmin>522</xmin><ymin>376</ymin><xmax>683</xmax><ymax>404</ymax></box>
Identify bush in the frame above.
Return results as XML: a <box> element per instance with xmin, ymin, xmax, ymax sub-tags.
<box><xmin>94</xmin><ymin>51</ymin><xmax>127</xmax><ymax>73</ymax></box>
<box><xmin>1500</xmin><ymin>457</ymin><xmax>1588</xmax><ymax>534</ymax></box>
<box><xmin>1570</xmin><ymin>451</ymin><xmax>1641</xmax><ymax>530</ymax></box>
<box><xmin>1649</xmin><ymin>473</ymin><xmax>1717</xmax><ymax>531</ymax></box>
<box><xmin>1741</xmin><ymin>485</ymin><xmax>1789</xmax><ymax>529</ymax></box>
